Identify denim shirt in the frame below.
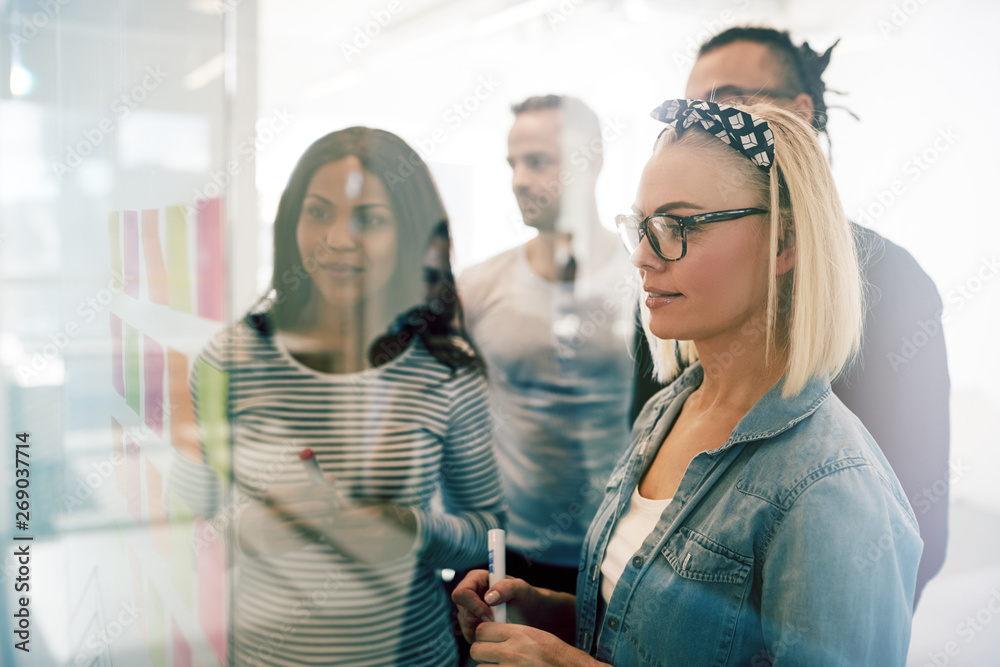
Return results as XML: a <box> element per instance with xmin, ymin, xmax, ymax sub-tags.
<box><xmin>575</xmin><ymin>362</ymin><xmax>922</xmax><ymax>666</ymax></box>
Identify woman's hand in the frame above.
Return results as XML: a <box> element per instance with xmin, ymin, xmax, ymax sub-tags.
<box><xmin>238</xmin><ymin>478</ymin><xmax>417</xmax><ymax>562</ymax></box>
<box><xmin>470</xmin><ymin>623</ymin><xmax>602</xmax><ymax>667</ymax></box>
<box><xmin>451</xmin><ymin>570</ymin><xmax>576</xmax><ymax>644</ymax></box>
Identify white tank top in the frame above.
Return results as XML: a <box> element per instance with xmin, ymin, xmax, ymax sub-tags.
<box><xmin>601</xmin><ymin>485</ymin><xmax>672</xmax><ymax>605</ymax></box>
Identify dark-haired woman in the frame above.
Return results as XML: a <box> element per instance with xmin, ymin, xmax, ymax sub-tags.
<box><xmin>173</xmin><ymin>127</ymin><xmax>504</xmax><ymax>666</ymax></box>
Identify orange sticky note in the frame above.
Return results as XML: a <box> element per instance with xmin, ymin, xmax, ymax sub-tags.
<box><xmin>168</xmin><ymin>348</ymin><xmax>201</xmax><ymax>463</ymax></box>
<box><xmin>142</xmin><ymin>209</ymin><xmax>170</xmax><ymax>305</ymax></box>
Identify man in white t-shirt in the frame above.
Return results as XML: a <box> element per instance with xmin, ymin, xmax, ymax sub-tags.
<box><xmin>459</xmin><ymin>95</ymin><xmax>634</xmax><ymax>593</ymax></box>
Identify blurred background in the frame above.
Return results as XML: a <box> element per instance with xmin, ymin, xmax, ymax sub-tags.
<box><xmin>0</xmin><ymin>0</ymin><xmax>997</xmax><ymax>664</ymax></box>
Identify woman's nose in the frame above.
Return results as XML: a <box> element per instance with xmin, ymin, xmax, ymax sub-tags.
<box><xmin>630</xmin><ymin>232</ymin><xmax>666</xmax><ymax>271</ymax></box>
<box><xmin>324</xmin><ymin>214</ymin><xmax>360</xmax><ymax>250</ymax></box>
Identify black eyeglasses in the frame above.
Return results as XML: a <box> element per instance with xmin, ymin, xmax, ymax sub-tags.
<box><xmin>615</xmin><ymin>208</ymin><xmax>769</xmax><ymax>261</ymax></box>
<box><xmin>709</xmin><ymin>86</ymin><xmax>799</xmax><ymax>105</ymax></box>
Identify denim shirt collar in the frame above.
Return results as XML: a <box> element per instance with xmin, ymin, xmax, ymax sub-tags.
<box><xmin>636</xmin><ymin>362</ymin><xmax>832</xmax><ymax>453</ymax></box>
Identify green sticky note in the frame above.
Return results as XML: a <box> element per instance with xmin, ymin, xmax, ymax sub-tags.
<box><xmin>166</xmin><ymin>205</ymin><xmax>192</xmax><ymax>313</ymax></box>
<box><xmin>195</xmin><ymin>357</ymin><xmax>230</xmax><ymax>480</ymax></box>
<box><xmin>168</xmin><ymin>490</ymin><xmax>195</xmax><ymax>611</ymax></box>
<box><xmin>125</xmin><ymin>324</ymin><xmax>141</xmax><ymax>415</ymax></box>
<box><xmin>146</xmin><ymin>580</ymin><xmax>166</xmax><ymax>667</ymax></box>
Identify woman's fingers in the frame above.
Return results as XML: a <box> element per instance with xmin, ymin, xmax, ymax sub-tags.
<box><xmin>482</xmin><ymin>575</ymin><xmax>533</xmax><ymax>606</ymax></box>
<box><xmin>452</xmin><ymin>570</ymin><xmax>493</xmax><ymax>643</ymax></box>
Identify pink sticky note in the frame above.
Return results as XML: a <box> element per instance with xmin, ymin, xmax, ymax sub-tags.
<box><xmin>123</xmin><ymin>210</ymin><xmax>140</xmax><ymax>298</ymax></box>
<box><xmin>126</xmin><ymin>437</ymin><xmax>141</xmax><ymax>526</ymax></box>
<box><xmin>196</xmin><ymin>518</ymin><xmax>227</xmax><ymax>664</ymax></box>
<box><xmin>112</xmin><ymin>417</ymin><xmax>126</xmax><ymax>497</ymax></box>
<box><xmin>110</xmin><ymin>313</ymin><xmax>125</xmax><ymax>397</ymax></box>
<box><xmin>196</xmin><ymin>198</ymin><xmax>225</xmax><ymax>321</ymax></box>
<box><xmin>144</xmin><ymin>335</ymin><xmax>165</xmax><ymax>436</ymax></box>
<box><xmin>142</xmin><ymin>209</ymin><xmax>170</xmax><ymax>305</ymax></box>
<box><xmin>145</xmin><ymin>458</ymin><xmax>170</xmax><ymax>561</ymax></box>
<box><xmin>172</xmin><ymin>618</ymin><xmax>192</xmax><ymax>667</ymax></box>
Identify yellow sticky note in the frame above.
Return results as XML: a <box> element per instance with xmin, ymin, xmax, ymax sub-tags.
<box><xmin>166</xmin><ymin>205</ymin><xmax>192</xmax><ymax>313</ymax></box>
<box><xmin>108</xmin><ymin>210</ymin><xmax>123</xmax><ymax>285</ymax></box>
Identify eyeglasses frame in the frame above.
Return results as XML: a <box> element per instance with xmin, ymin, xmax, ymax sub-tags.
<box><xmin>615</xmin><ymin>207</ymin><xmax>770</xmax><ymax>262</ymax></box>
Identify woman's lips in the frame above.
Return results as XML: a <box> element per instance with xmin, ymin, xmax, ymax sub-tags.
<box><xmin>645</xmin><ymin>291</ymin><xmax>683</xmax><ymax>309</ymax></box>
<box><xmin>320</xmin><ymin>263</ymin><xmax>363</xmax><ymax>279</ymax></box>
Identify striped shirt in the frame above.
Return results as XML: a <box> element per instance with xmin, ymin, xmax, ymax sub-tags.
<box><xmin>171</xmin><ymin>317</ymin><xmax>504</xmax><ymax>666</ymax></box>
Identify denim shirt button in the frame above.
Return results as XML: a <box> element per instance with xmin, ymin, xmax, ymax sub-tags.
<box><xmin>631</xmin><ymin>555</ymin><xmax>643</xmax><ymax>568</ymax></box>
<box><xmin>607</xmin><ymin>617</ymin><xmax>619</xmax><ymax>630</ymax></box>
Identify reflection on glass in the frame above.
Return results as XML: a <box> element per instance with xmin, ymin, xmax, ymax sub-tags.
<box><xmin>171</xmin><ymin>128</ymin><xmax>503</xmax><ymax>666</ymax></box>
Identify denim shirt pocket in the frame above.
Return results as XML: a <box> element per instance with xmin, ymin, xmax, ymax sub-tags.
<box><xmin>620</xmin><ymin>526</ymin><xmax>752</xmax><ymax>667</ymax></box>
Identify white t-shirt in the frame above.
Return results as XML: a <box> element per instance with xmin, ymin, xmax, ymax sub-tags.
<box><xmin>601</xmin><ymin>486</ymin><xmax>672</xmax><ymax>605</ymax></box>
<box><xmin>460</xmin><ymin>243</ymin><xmax>637</xmax><ymax>566</ymax></box>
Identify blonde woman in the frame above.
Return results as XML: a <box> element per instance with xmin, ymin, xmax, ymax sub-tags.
<box><xmin>452</xmin><ymin>100</ymin><xmax>921</xmax><ymax>666</ymax></box>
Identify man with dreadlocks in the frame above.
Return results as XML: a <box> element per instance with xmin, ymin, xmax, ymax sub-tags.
<box><xmin>631</xmin><ymin>26</ymin><xmax>950</xmax><ymax>608</ymax></box>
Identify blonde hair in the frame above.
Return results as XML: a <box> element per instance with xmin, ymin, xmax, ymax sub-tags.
<box><xmin>642</xmin><ymin>104</ymin><xmax>863</xmax><ymax>397</ymax></box>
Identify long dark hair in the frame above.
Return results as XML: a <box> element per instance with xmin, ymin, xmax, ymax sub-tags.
<box><xmin>250</xmin><ymin>127</ymin><xmax>480</xmax><ymax>371</ymax></box>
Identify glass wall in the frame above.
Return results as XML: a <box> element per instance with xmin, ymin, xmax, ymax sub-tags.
<box><xmin>1</xmin><ymin>0</ymin><xmax>255</xmax><ymax>664</ymax></box>
<box><xmin>2</xmin><ymin>0</ymin><xmax>998</xmax><ymax>665</ymax></box>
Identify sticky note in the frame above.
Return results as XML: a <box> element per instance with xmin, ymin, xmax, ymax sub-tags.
<box><xmin>145</xmin><ymin>458</ymin><xmax>170</xmax><ymax>561</ymax></box>
<box><xmin>172</xmin><ymin>617</ymin><xmax>192</xmax><ymax>667</ymax></box>
<box><xmin>166</xmin><ymin>205</ymin><xmax>192</xmax><ymax>313</ymax></box>
<box><xmin>125</xmin><ymin>324</ymin><xmax>141</xmax><ymax>415</ymax></box>
<box><xmin>194</xmin><ymin>357</ymin><xmax>229</xmax><ymax>479</ymax></box>
<box><xmin>147</xmin><ymin>581</ymin><xmax>166</xmax><ymax>667</ymax></box>
<box><xmin>142</xmin><ymin>209</ymin><xmax>170</xmax><ymax>306</ymax></box>
<box><xmin>144</xmin><ymin>335</ymin><xmax>165</xmax><ymax>435</ymax></box>
<box><xmin>126</xmin><ymin>437</ymin><xmax>141</xmax><ymax>526</ymax></box>
<box><xmin>168</xmin><ymin>490</ymin><xmax>195</xmax><ymax>611</ymax></box>
<box><xmin>168</xmin><ymin>348</ymin><xmax>201</xmax><ymax>463</ymax></box>
<box><xmin>112</xmin><ymin>417</ymin><xmax>126</xmax><ymax>497</ymax></box>
<box><xmin>110</xmin><ymin>313</ymin><xmax>125</xmax><ymax>397</ymax></box>
<box><xmin>127</xmin><ymin>543</ymin><xmax>146</xmax><ymax>643</ymax></box>
<box><xmin>197</xmin><ymin>517</ymin><xmax>227</xmax><ymax>664</ymax></box>
<box><xmin>123</xmin><ymin>210</ymin><xmax>140</xmax><ymax>299</ymax></box>
<box><xmin>109</xmin><ymin>210</ymin><xmax>123</xmax><ymax>287</ymax></box>
<box><xmin>196</xmin><ymin>197</ymin><xmax>225</xmax><ymax>321</ymax></box>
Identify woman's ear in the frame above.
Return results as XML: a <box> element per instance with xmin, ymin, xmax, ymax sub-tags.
<box><xmin>776</xmin><ymin>226</ymin><xmax>796</xmax><ymax>276</ymax></box>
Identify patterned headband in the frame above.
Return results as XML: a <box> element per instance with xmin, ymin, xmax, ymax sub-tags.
<box><xmin>650</xmin><ymin>99</ymin><xmax>775</xmax><ymax>173</ymax></box>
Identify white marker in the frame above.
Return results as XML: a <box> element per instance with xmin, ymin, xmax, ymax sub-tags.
<box><xmin>299</xmin><ymin>448</ymin><xmax>352</xmax><ymax>509</ymax></box>
<box><xmin>299</xmin><ymin>448</ymin><xmax>329</xmax><ymax>486</ymax></box>
<box><xmin>488</xmin><ymin>528</ymin><xmax>507</xmax><ymax>623</ymax></box>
